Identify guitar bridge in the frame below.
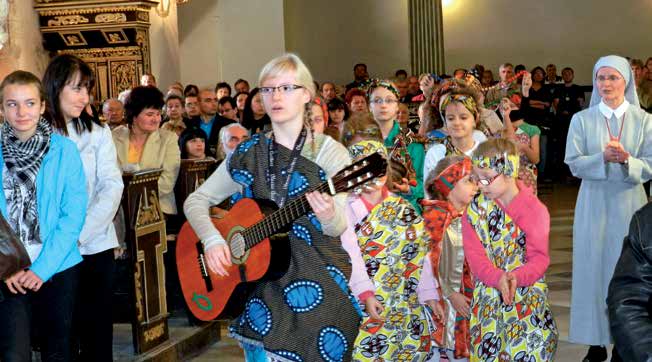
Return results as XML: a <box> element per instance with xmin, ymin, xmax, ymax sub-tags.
<box><xmin>196</xmin><ymin>241</ymin><xmax>214</xmax><ymax>291</ymax></box>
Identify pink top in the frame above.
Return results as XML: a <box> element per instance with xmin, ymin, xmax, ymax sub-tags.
<box><xmin>462</xmin><ymin>182</ymin><xmax>551</xmax><ymax>288</ymax></box>
<box><xmin>340</xmin><ymin>193</ymin><xmax>439</xmax><ymax>303</ymax></box>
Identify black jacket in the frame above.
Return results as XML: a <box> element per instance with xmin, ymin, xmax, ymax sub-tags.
<box><xmin>185</xmin><ymin>115</ymin><xmax>234</xmax><ymax>158</ymax></box>
<box><xmin>608</xmin><ymin>202</ymin><xmax>652</xmax><ymax>362</ymax></box>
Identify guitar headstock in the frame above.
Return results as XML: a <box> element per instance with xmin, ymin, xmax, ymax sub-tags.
<box><xmin>330</xmin><ymin>152</ymin><xmax>388</xmax><ymax>195</ymax></box>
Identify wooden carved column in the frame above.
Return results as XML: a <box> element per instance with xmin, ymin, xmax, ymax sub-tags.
<box><xmin>121</xmin><ymin>169</ymin><xmax>169</xmax><ymax>353</ymax></box>
<box><xmin>174</xmin><ymin>159</ymin><xmax>218</xmax><ymax>218</ymax></box>
<box><xmin>33</xmin><ymin>0</ymin><xmax>157</xmax><ymax>102</ymax></box>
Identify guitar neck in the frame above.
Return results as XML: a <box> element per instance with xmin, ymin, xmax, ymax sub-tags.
<box><xmin>243</xmin><ymin>182</ymin><xmax>330</xmax><ymax>250</ymax></box>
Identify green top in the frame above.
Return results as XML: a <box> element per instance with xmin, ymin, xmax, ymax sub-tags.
<box><xmin>517</xmin><ymin>122</ymin><xmax>541</xmax><ymax>138</ymax></box>
<box><xmin>383</xmin><ymin>121</ymin><xmax>425</xmax><ymax>213</ymax></box>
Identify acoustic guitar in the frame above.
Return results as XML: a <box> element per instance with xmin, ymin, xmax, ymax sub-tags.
<box><xmin>176</xmin><ymin>152</ymin><xmax>387</xmax><ymax>321</ymax></box>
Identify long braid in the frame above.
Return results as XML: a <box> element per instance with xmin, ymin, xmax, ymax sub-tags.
<box><xmin>303</xmin><ymin>102</ymin><xmax>316</xmax><ymax>155</ymax></box>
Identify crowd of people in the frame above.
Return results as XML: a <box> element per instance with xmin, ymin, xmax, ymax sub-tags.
<box><xmin>0</xmin><ymin>51</ymin><xmax>650</xmax><ymax>362</ymax></box>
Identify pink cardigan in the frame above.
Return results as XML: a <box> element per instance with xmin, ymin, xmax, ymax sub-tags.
<box><xmin>340</xmin><ymin>193</ymin><xmax>439</xmax><ymax>303</ymax></box>
<box><xmin>462</xmin><ymin>182</ymin><xmax>551</xmax><ymax>288</ymax></box>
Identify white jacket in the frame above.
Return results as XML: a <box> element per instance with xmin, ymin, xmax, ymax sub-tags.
<box><xmin>66</xmin><ymin>122</ymin><xmax>124</xmax><ymax>255</ymax></box>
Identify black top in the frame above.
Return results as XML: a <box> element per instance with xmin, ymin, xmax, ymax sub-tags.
<box><xmin>554</xmin><ymin>84</ymin><xmax>585</xmax><ymax>117</ymax></box>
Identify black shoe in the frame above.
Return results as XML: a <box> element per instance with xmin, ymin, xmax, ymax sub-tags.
<box><xmin>611</xmin><ymin>347</ymin><xmax>623</xmax><ymax>362</ymax></box>
<box><xmin>582</xmin><ymin>345</ymin><xmax>607</xmax><ymax>362</ymax></box>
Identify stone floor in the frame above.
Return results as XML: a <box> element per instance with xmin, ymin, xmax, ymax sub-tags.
<box><xmin>190</xmin><ymin>183</ymin><xmax>613</xmax><ymax>361</ymax></box>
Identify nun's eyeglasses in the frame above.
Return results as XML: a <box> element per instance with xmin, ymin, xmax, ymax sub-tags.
<box><xmin>596</xmin><ymin>75</ymin><xmax>623</xmax><ymax>83</ymax></box>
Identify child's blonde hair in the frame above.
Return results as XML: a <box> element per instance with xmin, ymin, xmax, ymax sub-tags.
<box><xmin>473</xmin><ymin>138</ymin><xmax>518</xmax><ymax>159</ymax></box>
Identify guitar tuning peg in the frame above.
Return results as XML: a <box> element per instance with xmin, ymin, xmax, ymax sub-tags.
<box><xmin>374</xmin><ymin>179</ymin><xmax>384</xmax><ymax>186</ymax></box>
<box><xmin>353</xmin><ymin>187</ymin><xmax>362</xmax><ymax>195</ymax></box>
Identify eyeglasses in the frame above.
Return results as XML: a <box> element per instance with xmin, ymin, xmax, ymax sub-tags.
<box><xmin>596</xmin><ymin>75</ymin><xmax>623</xmax><ymax>83</ymax></box>
<box><xmin>370</xmin><ymin>97</ymin><xmax>399</xmax><ymax>105</ymax></box>
<box><xmin>470</xmin><ymin>173</ymin><xmax>501</xmax><ymax>186</ymax></box>
<box><xmin>259</xmin><ymin>84</ymin><xmax>304</xmax><ymax>96</ymax></box>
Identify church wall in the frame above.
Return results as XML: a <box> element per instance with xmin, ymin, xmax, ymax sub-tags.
<box><xmin>283</xmin><ymin>0</ymin><xmax>411</xmax><ymax>87</ymax></box>
<box><xmin>149</xmin><ymin>1</ymin><xmax>182</xmax><ymax>92</ymax></box>
<box><xmin>0</xmin><ymin>0</ymin><xmax>48</xmax><ymax>81</ymax></box>
<box><xmin>178</xmin><ymin>0</ymin><xmax>286</xmax><ymax>89</ymax></box>
<box><xmin>443</xmin><ymin>0</ymin><xmax>652</xmax><ymax>84</ymax></box>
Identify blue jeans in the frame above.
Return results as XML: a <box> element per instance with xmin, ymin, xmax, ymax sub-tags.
<box><xmin>0</xmin><ymin>264</ymin><xmax>79</xmax><ymax>362</ymax></box>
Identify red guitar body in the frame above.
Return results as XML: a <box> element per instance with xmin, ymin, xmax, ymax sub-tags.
<box><xmin>176</xmin><ymin>198</ymin><xmax>290</xmax><ymax>321</ymax></box>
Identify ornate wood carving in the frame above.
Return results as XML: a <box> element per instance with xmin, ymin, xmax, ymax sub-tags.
<box><xmin>34</xmin><ymin>1</ymin><xmax>157</xmax><ymax>101</ymax></box>
<box><xmin>121</xmin><ymin>169</ymin><xmax>170</xmax><ymax>354</ymax></box>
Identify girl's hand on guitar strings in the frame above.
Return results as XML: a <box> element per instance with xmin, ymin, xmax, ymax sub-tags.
<box><xmin>305</xmin><ymin>191</ymin><xmax>335</xmax><ymax>223</ymax></box>
<box><xmin>206</xmin><ymin>243</ymin><xmax>232</xmax><ymax>276</ymax></box>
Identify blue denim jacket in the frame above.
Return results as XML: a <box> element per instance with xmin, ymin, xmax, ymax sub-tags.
<box><xmin>0</xmin><ymin>133</ymin><xmax>87</xmax><ymax>282</ymax></box>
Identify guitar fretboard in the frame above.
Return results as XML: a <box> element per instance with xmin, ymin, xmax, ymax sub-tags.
<box><xmin>241</xmin><ymin>182</ymin><xmax>330</xmax><ymax>250</ymax></box>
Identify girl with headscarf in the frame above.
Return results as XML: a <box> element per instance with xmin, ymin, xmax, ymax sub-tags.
<box><xmin>340</xmin><ymin>140</ymin><xmax>443</xmax><ymax>361</ymax></box>
<box><xmin>565</xmin><ymin>55</ymin><xmax>652</xmax><ymax>362</ymax></box>
<box><xmin>422</xmin><ymin>155</ymin><xmax>478</xmax><ymax>362</ymax></box>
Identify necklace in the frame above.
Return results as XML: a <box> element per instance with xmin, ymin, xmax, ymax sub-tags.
<box><xmin>604</xmin><ymin>113</ymin><xmax>625</xmax><ymax>142</ymax></box>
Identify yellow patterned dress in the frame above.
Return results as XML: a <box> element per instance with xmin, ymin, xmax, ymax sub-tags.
<box><xmin>351</xmin><ymin>195</ymin><xmax>434</xmax><ymax>362</ymax></box>
<box><xmin>466</xmin><ymin>193</ymin><xmax>558</xmax><ymax>361</ymax></box>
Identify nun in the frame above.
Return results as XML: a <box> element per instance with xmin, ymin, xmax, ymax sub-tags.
<box><xmin>566</xmin><ymin>55</ymin><xmax>652</xmax><ymax>361</ymax></box>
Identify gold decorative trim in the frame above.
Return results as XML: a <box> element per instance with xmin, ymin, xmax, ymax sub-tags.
<box><xmin>58</xmin><ymin>46</ymin><xmax>142</xmax><ymax>60</ymax></box>
<box><xmin>60</xmin><ymin>31</ymin><xmax>87</xmax><ymax>46</ymax></box>
<box><xmin>47</xmin><ymin>14</ymin><xmax>89</xmax><ymax>26</ymax></box>
<box><xmin>134</xmin><ymin>261</ymin><xmax>144</xmax><ymax>322</ymax></box>
<box><xmin>38</xmin><ymin>7</ymin><xmax>144</xmax><ymax>17</ymax></box>
<box><xmin>137</xmin><ymin>11</ymin><xmax>149</xmax><ymax>22</ymax></box>
<box><xmin>101</xmin><ymin>29</ymin><xmax>129</xmax><ymax>44</ymax></box>
<box><xmin>143</xmin><ymin>323</ymin><xmax>165</xmax><ymax>342</ymax></box>
<box><xmin>95</xmin><ymin>12</ymin><xmax>127</xmax><ymax>23</ymax></box>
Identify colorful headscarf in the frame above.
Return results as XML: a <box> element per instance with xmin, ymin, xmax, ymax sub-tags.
<box><xmin>366</xmin><ymin>79</ymin><xmax>400</xmax><ymax>100</ymax></box>
<box><xmin>348</xmin><ymin>140</ymin><xmax>387</xmax><ymax>162</ymax></box>
<box><xmin>472</xmin><ymin>152</ymin><xmax>520</xmax><ymax>178</ymax></box>
<box><xmin>431</xmin><ymin>157</ymin><xmax>472</xmax><ymax>199</ymax></box>
<box><xmin>439</xmin><ymin>93</ymin><xmax>479</xmax><ymax>123</ymax></box>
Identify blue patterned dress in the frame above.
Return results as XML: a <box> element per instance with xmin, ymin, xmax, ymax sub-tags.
<box><xmin>227</xmin><ymin>133</ymin><xmax>361</xmax><ymax>362</ymax></box>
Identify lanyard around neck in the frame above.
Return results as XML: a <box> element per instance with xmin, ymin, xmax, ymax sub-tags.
<box><xmin>604</xmin><ymin>113</ymin><xmax>625</xmax><ymax>142</ymax></box>
<box><xmin>268</xmin><ymin>127</ymin><xmax>307</xmax><ymax>207</ymax></box>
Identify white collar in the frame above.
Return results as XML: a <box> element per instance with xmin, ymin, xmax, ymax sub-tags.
<box><xmin>599</xmin><ymin>99</ymin><xmax>630</xmax><ymax>119</ymax></box>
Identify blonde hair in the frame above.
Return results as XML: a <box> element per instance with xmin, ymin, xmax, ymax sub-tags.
<box><xmin>473</xmin><ymin>138</ymin><xmax>519</xmax><ymax>159</ymax></box>
<box><xmin>258</xmin><ymin>53</ymin><xmax>317</xmax><ymax>144</ymax></box>
<box><xmin>258</xmin><ymin>53</ymin><xmax>315</xmax><ymax>98</ymax></box>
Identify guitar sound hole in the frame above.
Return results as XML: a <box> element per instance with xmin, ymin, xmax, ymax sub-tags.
<box><xmin>230</xmin><ymin>232</ymin><xmax>246</xmax><ymax>261</ymax></box>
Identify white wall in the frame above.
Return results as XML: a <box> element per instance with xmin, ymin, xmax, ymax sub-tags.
<box><xmin>178</xmin><ymin>0</ymin><xmax>286</xmax><ymax>89</ymax></box>
<box><xmin>149</xmin><ymin>1</ymin><xmax>181</xmax><ymax>91</ymax></box>
<box><xmin>442</xmin><ymin>0</ymin><xmax>652</xmax><ymax>84</ymax></box>
<box><xmin>284</xmin><ymin>0</ymin><xmax>411</xmax><ymax>86</ymax></box>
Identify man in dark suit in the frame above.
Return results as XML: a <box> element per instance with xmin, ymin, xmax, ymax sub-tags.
<box><xmin>185</xmin><ymin>88</ymin><xmax>234</xmax><ymax>157</ymax></box>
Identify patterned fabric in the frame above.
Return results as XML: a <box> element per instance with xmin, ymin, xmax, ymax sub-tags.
<box><xmin>351</xmin><ymin>195</ymin><xmax>434</xmax><ymax>361</ymax></box>
<box><xmin>347</xmin><ymin>140</ymin><xmax>387</xmax><ymax>162</ymax></box>
<box><xmin>466</xmin><ymin>192</ymin><xmax>558</xmax><ymax>361</ymax></box>
<box><xmin>227</xmin><ymin>133</ymin><xmax>360</xmax><ymax>362</ymax></box>
<box><xmin>471</xmin><ymin>152</ymin><xmax>519</xmax><ymax>179</ymax></box>
<box><xmin>422</xmin><ymin>200</ymin><xmax>473</xmax><ymax>359</ymax></box>
<box><xmin>432</xmin><ymin>158</ymin><xmax>472</xmax><ymax>199</ymax></box>
<box><xmin>439</xmin><ymin>93</ymin><xmax>479</xmax><ymax>122</ymax></box>
<box><xmin>366</xmin><ymin>79</ymin><xmax>400</xmax><ymax>100</ymax></box>
<box><xmin>1</xmin><ymin>119</ymin><xmax>51</xmax><ymax>248</ymax></box>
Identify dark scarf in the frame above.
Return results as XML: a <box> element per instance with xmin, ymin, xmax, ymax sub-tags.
<box><xmin>2</xmin><ymin>119</ymin><xmax>52</xmax><ymax>247</ymax></box>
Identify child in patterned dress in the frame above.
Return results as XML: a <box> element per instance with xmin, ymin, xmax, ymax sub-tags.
<box><xmin>422</xmin><ymin>155</ymin><xmax>478</xmax><ymax>362</ymax></box>
<box><xmin>462</xmin><ymin>138</ymin><xmax>558</xmax><ymax>361</ymax></box>
<box><xmin>340</xmin><ymin>139</ymin><xmax>445</xmax><ymax>361</ymax></box>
